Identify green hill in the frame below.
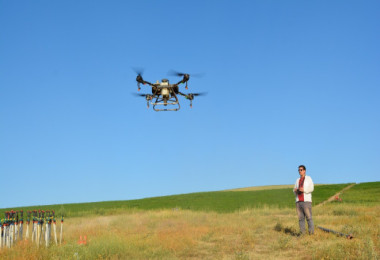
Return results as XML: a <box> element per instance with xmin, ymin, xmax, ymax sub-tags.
<box><xmin>1</xmin><ymin>183</ymin><xmax>361</xmax><ymax>217</ymax></box>
<box><xmin>339</xmin><ymin>181</ymin><xmax>380</xmax><ymax>204</ymax></box>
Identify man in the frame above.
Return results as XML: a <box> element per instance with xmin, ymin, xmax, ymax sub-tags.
<box><xmin>293</xmin><ymin>165</ymin><xmax>314</xmax><ymax>235</ymax></box>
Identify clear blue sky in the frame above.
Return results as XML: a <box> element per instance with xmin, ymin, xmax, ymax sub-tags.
<box><xmin>1</xmin><ymin>1</ymin><xmax>379</xmax><ymax>208</ymax></box>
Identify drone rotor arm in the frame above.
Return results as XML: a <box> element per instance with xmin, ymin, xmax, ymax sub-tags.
<box><xmin>136</xmin><ymin>77</ymin><xmax>155</xmax><ymax>86</ymax></box>
<box><xmin>177</xmin><ymin>91</ymin><xmax>187</xmax><ymax>97</ymax></box>
<box><xmin>174</xmin><ymin>79</ymin><xmax>185</xmax><ymax>86</ymax></box>
<box><xmin>143</xmin><ymin>80</ymin><xmax>155</xmax><ymax>87</ymax></box>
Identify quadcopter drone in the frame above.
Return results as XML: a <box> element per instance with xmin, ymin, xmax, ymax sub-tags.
<box><xmin>133</xmin><ymin>70</ymin><xmax>206</xmax><ymax>111</ymax></box>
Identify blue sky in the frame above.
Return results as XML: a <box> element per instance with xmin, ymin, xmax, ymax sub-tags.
<box><xmin>1</xmin><ymin>1</ymin><xmax>379</xmax><ymax>208</ymax></box>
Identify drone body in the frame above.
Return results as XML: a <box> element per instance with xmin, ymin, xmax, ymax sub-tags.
<box><xmin>134</xmin><ymin>71</ymin><xmax>205</xmax><ymax>111</ymax></box>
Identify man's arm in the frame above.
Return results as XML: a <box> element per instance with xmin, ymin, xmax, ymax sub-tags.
<box><xmin>293</xmin><ymin>179</ymin><xmax>299</xmax><ymax>194</ymax></box>
<box><xmin>303</xmin><ymin>176</ymin><xmax>314</xmax><ymax>194</ymax></box>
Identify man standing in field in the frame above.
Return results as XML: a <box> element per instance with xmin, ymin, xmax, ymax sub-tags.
<box><xmin>293</xmin><ymin>165</ymin><xmax>314</xmax><ymax>235</ymax></box>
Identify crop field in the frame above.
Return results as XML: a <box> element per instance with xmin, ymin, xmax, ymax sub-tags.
<box><xmin>1</xmin><ymin>182</ymin><xmax>379</xmax><ymax>259</ymax></box>
<box><xmin>3</xmin><ymin>183</ymin><xmax>352</xmax><ymax>217</ymax></box>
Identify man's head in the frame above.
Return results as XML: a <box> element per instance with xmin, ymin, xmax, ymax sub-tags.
<box><xmin>298</xmin><ymin>165</ymin><xmax>306</xmax><ymax>177</ymax></box>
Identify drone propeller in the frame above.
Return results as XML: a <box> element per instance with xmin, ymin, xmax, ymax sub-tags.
<box><xmin>132</xmin><ymin>93</ymin><xmax>147</xmax><ymax>97</ymax></box>
<box><xmin>187</xmin><ymin>92</ymin><xmax>207</xmax><ymax>99</ymax></box>
<box><xmin>168</xmin><ymin>70</ymin><xmax>204</xmax><ymax>78</ymax></box>
<box><xmin>132</xmin><ymin>93</ymin><xmax>153</xmax><ymax>99</ymax></box>
<box><xmin>133</xmin><ymin>67</ymin><xmax>144</xmax><ymax>76</ymax></box>
<box><xmin>168</xmin><ymin>70</ymin><xmax>204</xmax><ymax>90</ymax></box>
<box><xmin>132</xmin><ymin>93</ymin><xmax>153</xmax><ymax>108</ymax></box>
<box><xmin>192</xmin><ymin>92</ymin><xmax>207</xmax><ymax>96</ymax></box>
<box><xmin>168</xmin><ymin>70</ymin><xmax>188</xmax><ymax>77</ymax></box>
<box><xmin>184</xmin><ymin>92</ymin><xmax>207</xmax><ymax>108</ymax></box>
<box><xmin>133</xmin><ymin>68</ymin><xmax>145</xmax><ymax>91</ymax></box>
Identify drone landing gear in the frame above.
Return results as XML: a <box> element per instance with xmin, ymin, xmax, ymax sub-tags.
<box><xmin>152</xmin><ymin>95</ymin><xmax>180</xmax><ymax>111</ymax></box>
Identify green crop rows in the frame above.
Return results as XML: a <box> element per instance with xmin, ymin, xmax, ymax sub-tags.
<box><xmin>2</xmin><ymin>182</ymin><xmax>372</xmax><ymax>217</ymax></box>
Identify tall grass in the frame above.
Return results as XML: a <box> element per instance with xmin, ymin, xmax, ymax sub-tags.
<box><xmin>1</xmin><ymin>203</ymin><xmax>378</xmax><ymax>259</ymax></box>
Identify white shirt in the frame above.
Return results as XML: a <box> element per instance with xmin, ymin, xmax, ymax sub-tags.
<box><xmin>294</xmin><ymin>175</ymin><xmax>314</xmax><ymax>202</ymax></box>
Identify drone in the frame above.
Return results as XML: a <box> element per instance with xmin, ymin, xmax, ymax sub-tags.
<box><xmin>133</xmin><ymin>70</ymin><xmax>206</xmax><ymax>111</ymax></box>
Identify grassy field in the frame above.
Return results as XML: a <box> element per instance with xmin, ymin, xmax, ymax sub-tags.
<box><xmin>224</xmin><ymin>184</ymin><xmax>294</xmax><ymax>191</ymax></box>
<box><xmin>1</xmin><ymin>182</ymin><xmax>379</xmax><ymax>259</ymax></box>
<box><xmin>339</xmin><ymin>181</ymin><xmax>380</xmax><ymax>204</ymax></box>
<box><xmin>2</xmin><ymin>183</ymin><xmax>352</xmax><ymax>217</ymax></box>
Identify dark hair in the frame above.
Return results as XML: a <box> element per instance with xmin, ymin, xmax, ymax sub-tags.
<box><xmin>298</xmin><ymin>165</ymin><xmax>306</xmax><ymax>171</ymax></box>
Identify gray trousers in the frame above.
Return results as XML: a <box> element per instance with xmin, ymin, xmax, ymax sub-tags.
<box><xmin>296</xmin><ymin>202</ymin><xmax>314</xmax><ymax>234</ymax></box>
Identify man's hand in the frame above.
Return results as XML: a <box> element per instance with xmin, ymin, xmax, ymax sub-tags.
<box><xmin>299</xmin><ymin>187</ymin><xmax>304</xmax><ymax>192</ymax></box>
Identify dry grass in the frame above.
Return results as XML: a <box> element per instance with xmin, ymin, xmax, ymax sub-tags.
<box><xmin>1</xmin><ymin>203</ymin><xmax>379</xmax><ymax>259</ymax></box>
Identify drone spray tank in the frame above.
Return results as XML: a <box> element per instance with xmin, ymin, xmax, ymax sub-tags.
<box><xmin>160</xmin><ymin>79</ymin><xmax>170</xmax><ymax>106</ymax></box>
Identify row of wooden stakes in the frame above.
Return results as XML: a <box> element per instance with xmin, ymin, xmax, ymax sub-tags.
<box><xmin>0</xmin><ymin>210</ymin><xmax>64</xmax><ymax>249</ymax></box>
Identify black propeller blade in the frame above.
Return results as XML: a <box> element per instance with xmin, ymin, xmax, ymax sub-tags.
<box><xmin>132</xmin><ymin>92</ymin><xmax>153</xmax><ymax>108</ymax></box>
<box><xmin>132</xmin><ymin>93</ymin><xmax>153</xmax><ymax>103</ymax></box>
<box><xmin>187</xmin><ymin>92</ymin><xmax>207</xmax><ymax>100</ymax></box>
<box><xmin>132</xmin><ymin>93</ymin><xmax>147</xmax><ymax>97</ymax></box>
<box><xmin>168</xmin><ymin>70</ymin><xmax>187</xmax><ymax>77</ymax></box>
<box><xmin>192</xmin><ymin>92</ymin><xmax>207</xmax><ymax>97</ymax></box>
<box><xmin>168</xmin><ymin>70</ymin><xmax>205</xmax><ymax>78</ymax></box>
<box><xmin>133</xmin><ymin>68</ymin><xmax>145</xmax><ymax>90</ymax></box>
<box><xmin>133</xmin><ymin>67</ymin><xmax>144</xmax><ymax>77</ymax></box>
